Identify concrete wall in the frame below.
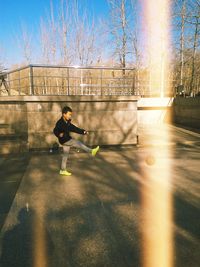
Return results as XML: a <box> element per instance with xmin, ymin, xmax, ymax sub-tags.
<box><xmin>0</xmin><ymin>102</ymin><xmax>28</xmax><ymax>136</ymax></box>
<box><xmin>0</xmin><ymin>96</ymin><xmax>138</xmax><ymax>151</ymax></box>
<box><xmin>1</xmin><ymin>95</ymin><xmax>199</xmax><ymax>153</ymax></box>
<box><xmin>173</xmin><ymin>97</ymin><xmax>200</xmax><ymax>128</ymax></box>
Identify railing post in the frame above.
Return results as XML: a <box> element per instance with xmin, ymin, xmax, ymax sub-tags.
<box><xmin>101</xmin><ymin>68</ymin><xmax>103</xmax><ymax>95</ymax></box>
<box><xmin>29</xmin><ymin>65</ymin><xmax>34</xmax><ymax>95</ymax></box>
<box><xmin>18</xmin><ymin>69</ymin><xmax>21</xmax><ymax>95</ymax></box>
<box><xmin>67</xmin><ymin>68</ymin><xmax>70</xmax><ymax>95</ymax></box>
<box><xmin>7</xmin><ymin>73</ymin><xmax>11</xmax><ymax>96</ymax></box>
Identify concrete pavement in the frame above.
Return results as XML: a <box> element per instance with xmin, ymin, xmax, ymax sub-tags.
<box><xmin>0</xmin><ymin>155</ymin><xmax>30</xmax><ymax>231</ymax></box>
<box><xmin>0</xmin><ymin>124</ymin><xmax>199</xmax><ymax>267</ymax></box>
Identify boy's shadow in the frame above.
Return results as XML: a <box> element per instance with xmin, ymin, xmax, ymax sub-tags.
<box><xmin>0</xmin><ymin>207</ymin><xmax>54</xmax><ymax>267</ymax></box>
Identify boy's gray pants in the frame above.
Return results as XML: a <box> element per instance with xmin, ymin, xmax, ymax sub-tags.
<box><xmin>61</xmin><ymin>139</ymin><xmax>92</xmax><ymax>170</ymax></box>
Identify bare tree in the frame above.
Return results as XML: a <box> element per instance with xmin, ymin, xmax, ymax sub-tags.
<box><xmin>107</xmin><ymin>0</ymin><xmax>132</xmax><ymax>68</ymax></box>
<box><xmin>130</xmin><ymin>0</ymin><xmax>141</xmax><ymax>92</ymax></box>
<box><xmin>73</xmin><ymin>14</ymin><xmax>98</xmax><ymax>65</ymax></box>
<box><xmin>49</xmin><ymin>0</ymin><xmax>57</xmax><ymax>63</ymax></box>
<box><xmin>39</xmin><ymin>1</ymin><xmax>58</xmax><ymax>64</ymax></box>
<box><xmin>173</xmin><ymin>0</ymin><xmax>200</xmax><ymax>95</ymax></box>
<box><xmin>186</xmin><ymin>1</ymin><xmax>200</xmax><ymax>94</ymax></box>
<box><xmin>17</xmin><ymin>23</ymin><xmax>32</xmax><ymax>64</ymax></box>
<box><xmin>40</xmin><ymin>18</ymin><xmax>51</xmax><ymax>63</ymax></box>
<box><xmin>180</xmin><ymin>0</ymin><xmax>186</xmax><ymax>86</ymax></box>
<box><xmin>57</xmin><ymin>0</ymin><xmax>73</xmax><ymax>65</ymax></box>
<box><xmin>40</xmin><ymin>0</ymin><xmax>104</xmax><ymax>66</ymax></box>
<box><xmin>70</xmin><ymin>0</ymin><xmax>101</xmax><ymax>65</ymax></box>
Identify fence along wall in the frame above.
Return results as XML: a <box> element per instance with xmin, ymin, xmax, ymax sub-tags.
<box><xmin>1</xmin><ymin>65</ymin><xmax>137</xmax><ymax>96</ymax></box>
<box><xmin>1</xmin><ymin>64</ymin><xmax>175</xmax><ymax>97</ymax></box>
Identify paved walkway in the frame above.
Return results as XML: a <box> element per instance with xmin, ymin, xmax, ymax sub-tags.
<box><xmin>0</xmin><ymin>125</ymin><xmax>199</xmax><ymax>267</ymax></box>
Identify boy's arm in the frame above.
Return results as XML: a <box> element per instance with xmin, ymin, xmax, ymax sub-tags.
<box><xmin>69</xmin><ymin>123</ymin><xmax>86</xmax><ymax>135</ymax></box>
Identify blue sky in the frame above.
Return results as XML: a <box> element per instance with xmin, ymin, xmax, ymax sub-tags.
<box><xmin>0</xmin><ymin>0</ymin><xmax>192</xmax><ymax>69</ymax></box>
<box><xmin>0</xmin><ymin>0</ymin><xmax>109</xmax><ymax>67</ymax></box>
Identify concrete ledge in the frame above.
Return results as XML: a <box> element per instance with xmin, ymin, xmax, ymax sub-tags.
<box><xmin>137</xmin><ymin>97</ymin><xmax>173</xmax><ymax>124</ymax></box>
<box><xmin>0</xmin><ymin>95</ymin><xmax>139</xmax><ymax>103</ymax></box>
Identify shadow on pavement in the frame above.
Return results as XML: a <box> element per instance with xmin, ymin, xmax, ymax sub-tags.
<box><xmin>0</xmin><ymin>207</ymin><xmax>54</xmax><ymax>267</ymax></box>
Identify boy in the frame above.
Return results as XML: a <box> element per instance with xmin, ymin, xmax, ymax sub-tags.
<box><xmin>53</xmin><ymin>106</ymin><xmax>99</xmax><ymax>176</ymax></box>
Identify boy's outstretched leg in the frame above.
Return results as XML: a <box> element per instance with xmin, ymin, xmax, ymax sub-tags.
<box><xmin>70</xmin><ymin>139</ymin><xmax>100</xmax><ymax>156</ymax></box>
<box><xmin>91</xmin><ymin>146</ymin><xmax>100</xmax><ymax>156</ymax></box>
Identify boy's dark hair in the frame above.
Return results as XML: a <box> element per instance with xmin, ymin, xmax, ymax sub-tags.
<box><xmin>62</xmin><ymin>106</ymin><xmax>72</xmax><ymax>114</ymax></box>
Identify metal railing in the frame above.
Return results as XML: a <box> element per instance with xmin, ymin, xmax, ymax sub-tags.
<box><xmin>0</xmin><ymin>64</ymin><xmax>176</xmax><ymax>96</ymax></box>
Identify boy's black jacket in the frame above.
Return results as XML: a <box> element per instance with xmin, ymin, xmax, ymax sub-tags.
<box><xmin>53</xmin><ymin>117</ymin><xmax>85</xmax><ymax>144</ymax></box>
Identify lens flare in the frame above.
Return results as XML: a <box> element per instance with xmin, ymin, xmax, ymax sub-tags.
<box><xmin>33</xmin><ymin>201</ymin><xmax>47</xmax><ymax>267</ymax></box>
<box><xmin>140</xmin><ymin>1</ymin><xmax>173</xmax><ymax>267</ymax></box>
<box><xmin>142</xmin><ymin>0</ymin><xmax>171</xmax><ymax>97</ymax></box>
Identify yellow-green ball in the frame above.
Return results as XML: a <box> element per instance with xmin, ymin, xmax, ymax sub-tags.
<box><xmin>145</xmin><ymin>155</ymin><xmax>156</xmax><ymax>166</ymax></box>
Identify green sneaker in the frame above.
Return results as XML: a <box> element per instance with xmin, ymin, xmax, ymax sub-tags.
<box><xmin>59</xmin><ymin>170</ymin><xmax>72</xmax><ymax>176</ymax></box>
<box><xmin>91</xmin><ymin>146</ymin><xmax>100</xmax><ymax>157</ymax></box>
